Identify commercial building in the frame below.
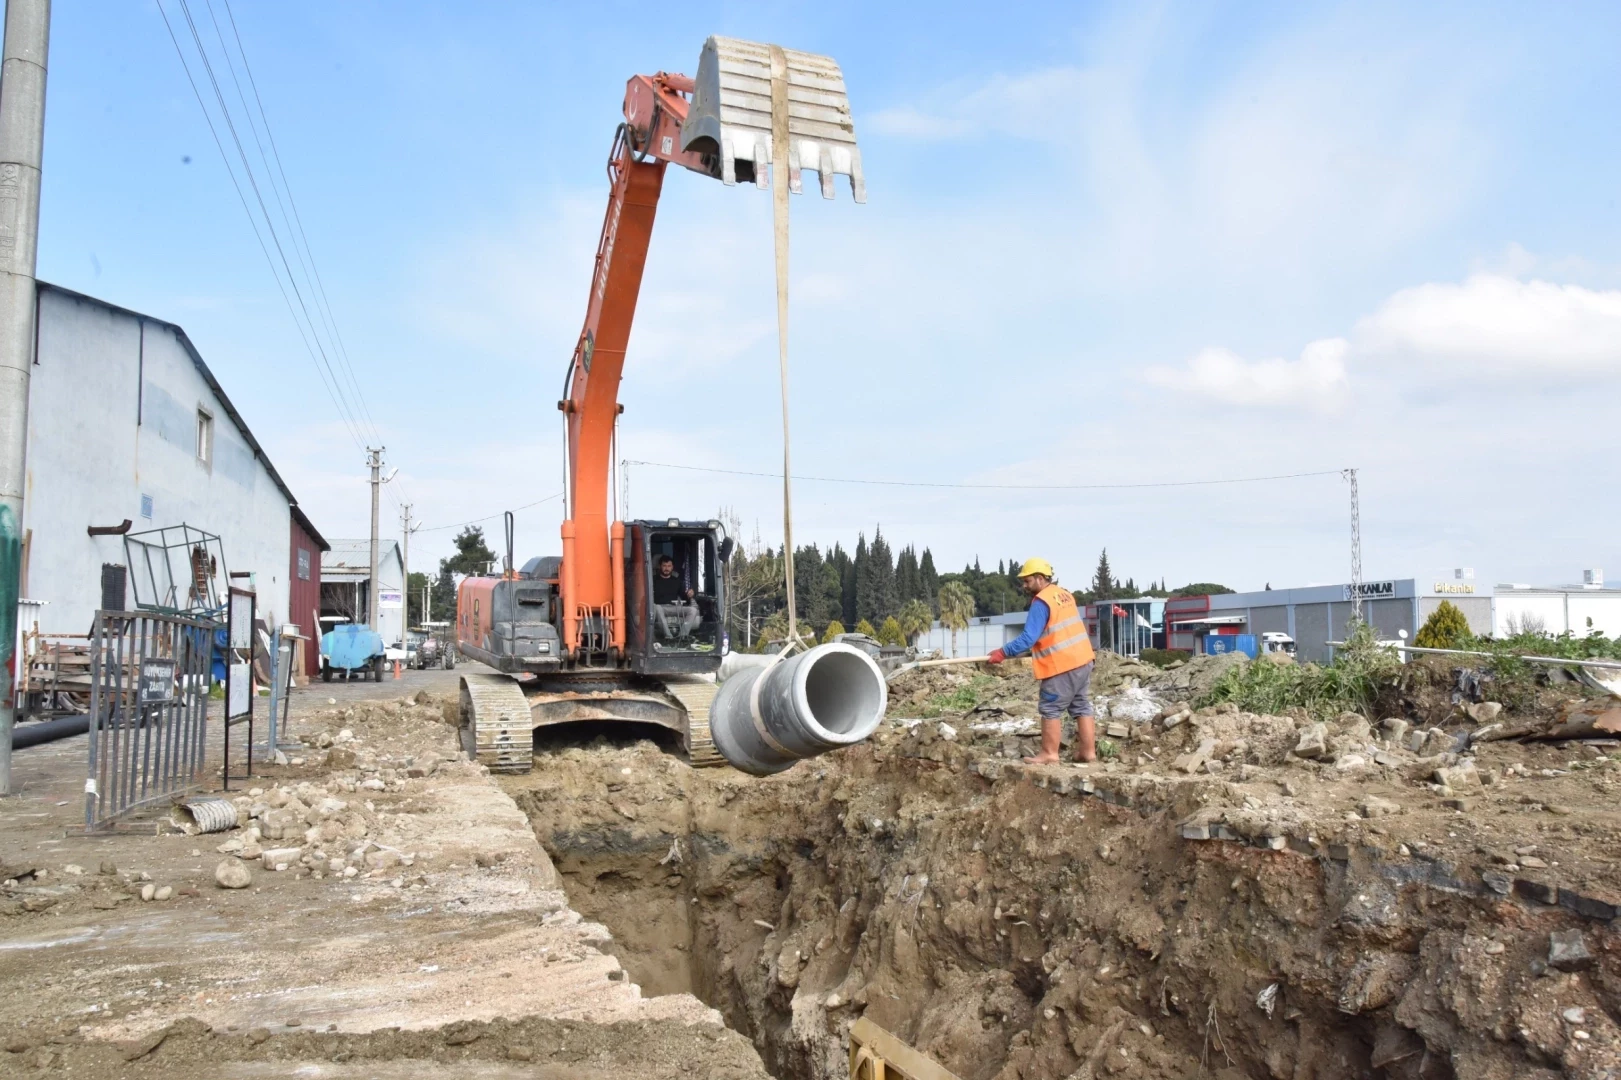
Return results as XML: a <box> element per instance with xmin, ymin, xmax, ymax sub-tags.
<box><xmin>21</xmin><ymin>283</ymin><xmax>321</xmax><ymax>639</ymax></box>
<box><xmin>320</xmin><ymin>540</ymin><xmax>405</xmax><ymax>648</ymax></box>
<box><xmin>1167</xmin><ymin>573</ymin><xmax>1619</xmax><ymax>663</ymax></box>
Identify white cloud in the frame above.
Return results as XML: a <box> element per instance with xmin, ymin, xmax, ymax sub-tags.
<box><xmin>868</xmin><ymin>68</ymin><xmax>1089</xmax><ymax>142</ymax></box>
<box><xmin>1146</xmin><ymin>337</ymin><xmax>1349</xmax><ymax>410</ymax></box>
<box><xmin>1358</xmin><ymin>273</ymin><xmax>1621</xmax><ymax>374</ymax></box>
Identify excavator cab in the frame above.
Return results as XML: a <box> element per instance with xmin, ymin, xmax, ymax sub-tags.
<box><xmin>626</xmin><ymin>518</ymin><xmax>733</xmax><ymax>675</ymax></box>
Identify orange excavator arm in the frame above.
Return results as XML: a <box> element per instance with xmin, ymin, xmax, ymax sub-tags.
<box><xmin>557</xmin><ymin>72</ymin><xmax>704</xmax><ymax>661</ymax></box>
<box><xmin>558</xmin><ymin>38</ymin><xmax>865</xmax><ymax>663</ymax></box>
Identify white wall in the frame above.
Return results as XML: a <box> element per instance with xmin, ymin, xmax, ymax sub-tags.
<box><xmin>23</xmin><ymin>288</ymin><xmax>292</xmax><ymax>634</ymax></box>
<box><xmin>1493</xmin><ymin>590</ymin><xmax>1621</xmax><ymax>638</ymax></box>
<box><xmin>915</xmin><ymin>620</ymin><xmax>1021</xmax><ymax>658</ymax></box>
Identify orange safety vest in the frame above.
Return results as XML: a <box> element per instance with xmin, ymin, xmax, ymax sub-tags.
<box><xmin>1031</xmin><ymin>585</ymin><xmax>1095</xmax><ymax>679</ymax></box>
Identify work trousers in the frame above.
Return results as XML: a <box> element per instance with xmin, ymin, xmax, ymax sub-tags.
<box><xmin>1037</xmin><ymin>661</ymin><xmax>1095</xmax><ymax>720</ymax></box>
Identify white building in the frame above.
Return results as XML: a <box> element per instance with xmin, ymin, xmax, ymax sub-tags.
<box><xmin>320</xmin><ymin>540</ymin><xmax>405</xmax><ymax>647</ymax></box>
<box><xmin>21</xmin><ymin>284</ymin><xmax>316</xmax><ymax>635</ymax></box>
<box><xmin>1493</xmin><ymin>577</ymin><xmax>1621</xmax><ymax>638</ymax></box>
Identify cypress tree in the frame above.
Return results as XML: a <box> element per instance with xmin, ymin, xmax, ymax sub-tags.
<box><xmin>919</xmin><ymin>549</ymin><xmax>940</xmax><ymax>611</ymax></box>
<box><xmin>852</xmin><ymin>533</ymin><xmax>870</xmax><ymax>625</ymax></box>
<box><xmin>868</xmin><ymin>527</ymin><xmax>897</xmax><ymax>622</ymax></box>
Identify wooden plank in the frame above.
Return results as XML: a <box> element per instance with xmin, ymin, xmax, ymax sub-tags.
<box><xmin>849</xmin><ymin>1017</ymin><xmax>963</xmax><ymax>1080</ymax></box>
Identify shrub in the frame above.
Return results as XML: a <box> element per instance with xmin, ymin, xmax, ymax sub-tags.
<box><xmin>822</xmin><ymin>619</ymin><xmax>847</xmax><ymax>644</ymax></box>
<box><xmin>1414</xmin><ymin>600</ymin><xmax>1472</xmax><ymax>650</ymax></box>
<box><xmin>854</xmin><ymin>618</ymin><xmax>878</xmax><ymax>639</ymax></box>
<box><xmin>1197</xmin><ymin>621</ymin><xmax>1400</xmax><ymax>719</ymax></box>
<box><xmin>877</xmin><ymin>616</ymin><xmax>906</xmax><ymax>647</ymax></box>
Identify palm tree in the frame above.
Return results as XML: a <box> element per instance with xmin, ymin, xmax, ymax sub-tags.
<box><xmin>897</xmin><ymin>599</ymin><xmax>933</xmax><ymax>645</ymax></box>
<box><xmin>937</xmin><ymin>581</ymin><xmax>975</xmax><ymax>657</ymax></box>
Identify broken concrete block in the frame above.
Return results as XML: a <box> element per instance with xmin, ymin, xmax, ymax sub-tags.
<box><xmin>1381</xmin><ymin>718</ymin><xmax>1409</xmax><ymax>746</ymax></box>
<box><xmin>1434</xmin><ymin>761</ymin><xmax>1481</xmax><ymax>789</ymax></box>
<box><xmin>1173</xmin><ymin>738</ymin><xmax>1217</xmax><ymax>775</ymax></box>
<box><xmin>1466</xmin><ymin>701</ymin><xmax>1504</xmax><ymax>725</ymax></box>
<box><xmin>1548</xmin><ymin>929</ymin><xmax>1595</xmax><ymax>972</ymax></box>
<box><xmin>1359</xmin><ymin>795</ymin><xmax>1400</xmax><ymax>819</ymax></box>
<box><xmin>1334</xmin><ymin>754</ymin><xmax>1368</xmax><ymax>772</ymax></box>
<box><xmin>1293</xmin><ymin>724</ymin><xmax>1328</xmax><ymax>759</ymax></box>
<box><xmin>260</xmin><ymin>847</ymin><xmax>302</xmax><ymax>871</ymax></box>
<box><xmin>1105</xmin><ymin>722</ymin><xmax>1129</xmax><ymax>739</ymax></box>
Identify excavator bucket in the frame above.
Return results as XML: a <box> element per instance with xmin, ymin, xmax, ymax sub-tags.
<box><xmin>680</xmin><ymin>36</ymin><xmax>866</xmax><ymax>202</ymax></box>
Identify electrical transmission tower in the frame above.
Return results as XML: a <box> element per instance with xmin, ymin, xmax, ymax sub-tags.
<box><xmin>1343</xmin><ymin>468</ymin><xmax>1362</xmax><ymax>623</ymax></box>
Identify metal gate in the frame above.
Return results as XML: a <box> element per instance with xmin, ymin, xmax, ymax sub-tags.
<box><xmin>84</xmin><ymin>610</ymin><xmax>218</xmax><ymax>830</ymax></box>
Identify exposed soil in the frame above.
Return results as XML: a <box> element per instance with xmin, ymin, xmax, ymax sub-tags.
<box><xmin>0</xmin><ymin>669</ymin><xmax>768</xmax><ymax>1079</ymax></box>
<box><xmin>506</xmin><ymin>699</ymin><xmax>1621</xmax><ymax>1080</ymax></box>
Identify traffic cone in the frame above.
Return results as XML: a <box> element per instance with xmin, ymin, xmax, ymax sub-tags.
<box><xmin>393</xmin><ymin>660</ymin><xmax>402</xmax><ymax>680</ymax></box>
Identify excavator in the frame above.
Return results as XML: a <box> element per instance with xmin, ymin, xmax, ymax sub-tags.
<box><xmin>455</xmin><ymin>37</ymin><xmax>877</xmax><ymax>773</ymax></box>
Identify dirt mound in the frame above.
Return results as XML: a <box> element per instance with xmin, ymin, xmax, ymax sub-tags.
<box><xmin>1144</xmin><ymin>651</ymin><xmax>1249</xmax><ymax>699</ymax></box>
<box><xmin>3</xmin><ymin>1015</ymin><xmax>770</xmax><ymax>1079</ymax></box>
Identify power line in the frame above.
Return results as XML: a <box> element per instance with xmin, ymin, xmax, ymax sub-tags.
<box><xmin>622</xmin><ymin>459</ymin><xmax>1349</xmax><ymax>491</ymax></box>
<box><xmin>211</xmin><ymin>0</ymin><xmax>385</xmax><ymax>451</ymax></box>
<box><xmin>172</xmin><ymin>0</ymin><xmax>372</xmax><ymax>447</ymax></box>
<box><xmin>416</xmin><ymin>493</ymin><xmax>563</xmax><ymax>534</ymax></box>
<box><xmin>154</xmin><ymin>0</ymin><xmax>368</xmax><ymax>451</ymax></box>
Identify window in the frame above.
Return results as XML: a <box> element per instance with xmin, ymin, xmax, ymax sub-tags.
<box><xmin>297</xmin><ymin>547</ymin><xmax>311</xmax><ymax>581</ymax></box>
<box><xmin>139</xmin><ymin>494</ymin><xmax>153</xmax><ymax>519</ymax></box>
<box><xmin>196</xmin><ymin>409</ymin><xmax>214</xmax><ymax>467</ymax></box>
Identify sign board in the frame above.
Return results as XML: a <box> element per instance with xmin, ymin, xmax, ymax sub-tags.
<box><xmin>229</xmin><ymin>591</ymin><xmax>255</xmax><ymax>649</ymax></box>
<box><xmin>1434</xmin><ymin>582</ymin><xmax>1475</xmax><ymax>595</ymax></box>
<box><xmin>227</xmin><ymin>662</ymin><xmax>252</xmax><ymax>719</ymax></box>
<box><xmin>138</xmin><ymin>657</ymin><xmax>177</xmax><ymax>705</ymax></box>
<box><xmin>1344</xmin><ymin>581</ymin><xmax>1396</xmax><ymax>601</ymax></box>
<box><xmin>379</xmin><ymin>589</ymin><xmax>403</xmax><ymax>609</ymax></box>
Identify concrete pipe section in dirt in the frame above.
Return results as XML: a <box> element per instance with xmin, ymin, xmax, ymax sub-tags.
<box><xmin>711</xmin><ymin>643</ymin><xmax>886</xmax><ymax>775</ymax></box>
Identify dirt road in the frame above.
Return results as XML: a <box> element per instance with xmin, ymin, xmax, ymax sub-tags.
<box><xmin>0</xmin><ymin>668</ymin><xmax>768</xmax><ymax>1078</ymax></box>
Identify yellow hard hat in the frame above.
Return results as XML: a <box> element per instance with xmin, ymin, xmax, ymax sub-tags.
<box><xmin>1016</xmin><ymin>557</ymin><xmax>1054</xmax><ymax>580</ymax></box>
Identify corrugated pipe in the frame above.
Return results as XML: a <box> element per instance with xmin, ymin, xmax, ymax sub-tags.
<box><xmin>710</xmin><ymin>642</ymin><xmax>887</xmax><ymax>776</ymax></box>
<box><xmin>11</xmin><ymin>715</ymin><xmax>89</xmax><ymax>749</ymax></box>
<box><xmin>172</xmin><ymin>797</ymin><xmax>238</xmax><ymax>834</ymax></box>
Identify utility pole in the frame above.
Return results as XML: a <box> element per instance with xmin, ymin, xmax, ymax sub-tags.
<box><xmin>1343</xmin><ymin>468</ymin><xmax>1362</xmax><ymax>624</ymax></box>
<box><xmin>367</xmin><ymin>448</ymin><xmax>382</xmax><ymax>631</ymax></box>
<box><xmin>400</xmin><ymin>503</ymin><xmax>416</xmax><ymax>630</ymax></box>
<box><xmin>0</xmin><ymin>0</ymin><xmax>49</xmax><ymax>796</ymax></box>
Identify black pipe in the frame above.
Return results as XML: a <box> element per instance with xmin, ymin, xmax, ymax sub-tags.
<box><xmin>12</xmin><ymin>715</ymin><xmax>90</xmax><ymax>749</ymax></box>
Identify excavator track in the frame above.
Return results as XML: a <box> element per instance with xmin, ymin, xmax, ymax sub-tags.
<box><xmin>660</xmin><ymin>675</ymin><xmax>728</xmax><ymax>768</ymax></box>
<box><xmin>460</xmin><ymin>673</ymin><xmax>533</xmax><ymax>774</ymax></box>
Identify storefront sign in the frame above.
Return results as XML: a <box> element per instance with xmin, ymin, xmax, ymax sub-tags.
<box><xmin>379</xmin><ymin>590</ymin><xmax>403</xmax><ymax>609</ymax></box>
<box><xmin>1344</xmin><ymin>580</ymin><xmax>1396</xmax><ymax>600</ymax></box>
<box><xmin>1433</xmin><ymin>582</ymin><xmax>1475</xmax><ymax>594</ymax></box>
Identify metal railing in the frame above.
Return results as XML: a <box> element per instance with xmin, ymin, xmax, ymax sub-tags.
<box><xmin>84</xmin><ymin>610</ymin><xmax>219</xmax><ymax>831</ymax></box>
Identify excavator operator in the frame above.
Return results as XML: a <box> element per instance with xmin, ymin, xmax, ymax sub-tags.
<box><xmin>652</xmin><ymin>555</ymin><xmax>701</xmax><ymax>641</ymax></box>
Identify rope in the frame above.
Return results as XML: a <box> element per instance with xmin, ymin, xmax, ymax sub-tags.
<box><xmin>769</xmin><ymin>45</ymin><xmax>809</xmax><ymax>655</ymax></box>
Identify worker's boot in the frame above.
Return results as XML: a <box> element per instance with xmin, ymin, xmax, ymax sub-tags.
<box><xmin>1022</xmin><ymin>719</ymin><xmax>1062</xmax><ymax>765</ymax></box>
<box><xmin>1073</xmin><ymin>714</ymin><xmax>1097</xmax><ymax>763</ymax></box>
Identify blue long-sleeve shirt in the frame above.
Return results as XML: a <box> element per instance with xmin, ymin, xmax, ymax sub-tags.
<box><xmin>1000</xmin><ymin>599</ymin><xmax>1049</xmax><ymax>658</ymax></box>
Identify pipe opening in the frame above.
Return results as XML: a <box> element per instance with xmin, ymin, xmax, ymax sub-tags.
<box><xmin>801</xmin><ymin>649</ymin><xmax>883</xmax><ymax>737</ymax></box>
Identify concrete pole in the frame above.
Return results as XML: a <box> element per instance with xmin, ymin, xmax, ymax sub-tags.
<box><xmin>367</xmin><ymin>448</ymin><xmax>381</xmax><ymax>631</ymax></box>
<box><xmin>400</xmin><ymin>503</ymin><xmax>411</xmax><ymax>631</ymax></box>
<box><xmin>0</xmin><ymin>0</ymin><xmax>49</xmax><ymax>795</ymax></box>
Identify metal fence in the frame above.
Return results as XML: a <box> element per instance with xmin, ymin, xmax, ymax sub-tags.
<box><xmin>84</xmin><ymin>610</ymin><xmax>219</xmax><ymax>831</ymax></box>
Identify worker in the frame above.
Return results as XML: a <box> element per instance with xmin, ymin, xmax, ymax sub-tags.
<box><xmin>987</xmin><ymin>558</ymin><xmax>1097</xmax><ymax>764</ymax></box>
<box><xmin>652</xmin><ymin>555</ymin><xmax>700</xmax><ymax>640</ymax></box>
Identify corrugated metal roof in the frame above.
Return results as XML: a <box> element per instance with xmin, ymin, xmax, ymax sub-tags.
<box><xmin>322</xmin><ymin>540</ymin><xmax>401</xmax><ymax>580</ymax></box>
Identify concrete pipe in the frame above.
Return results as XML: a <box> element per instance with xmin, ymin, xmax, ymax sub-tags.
<box><xmin>710</xmin><ymin>642</ymin><xmax>887</xmax><ymax>776</ymax></box>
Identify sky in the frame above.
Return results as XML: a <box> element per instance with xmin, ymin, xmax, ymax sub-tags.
<box><xmin>33</xmin><ymin>0</ymin><xmax>1621</xmax><ymax>594</ymax></box>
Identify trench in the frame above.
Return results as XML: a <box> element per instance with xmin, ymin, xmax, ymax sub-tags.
<box><xmin>500</xmin><ymin>723</ymin><xmax>1566</xmax><ymax>1080</ymax></box>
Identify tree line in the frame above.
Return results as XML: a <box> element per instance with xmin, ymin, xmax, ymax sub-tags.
<box><xmin>407</xmin><ymin>524</ymin><xmax>1233</xmax><ymax>648</ymax></box>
